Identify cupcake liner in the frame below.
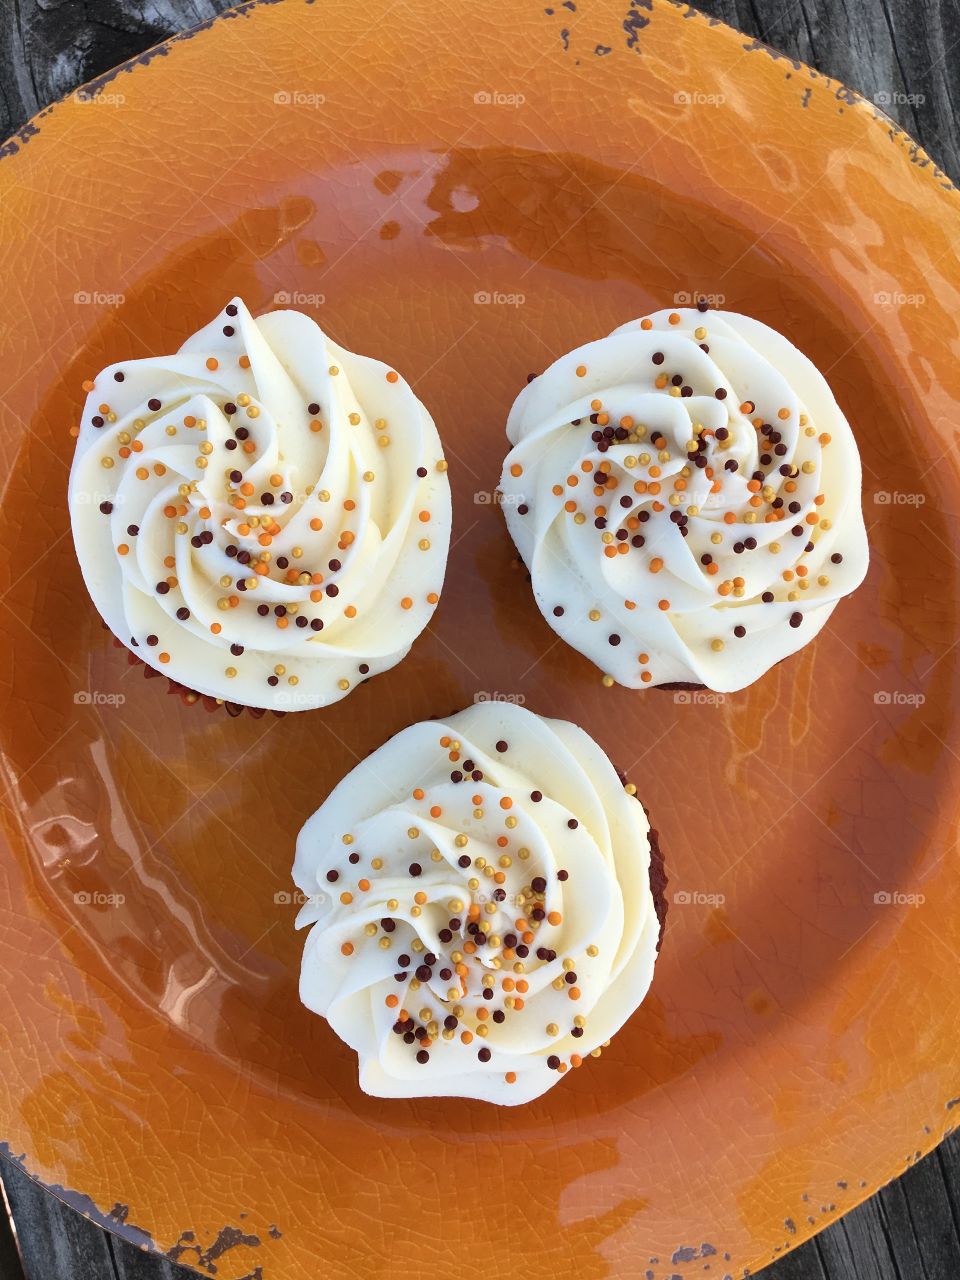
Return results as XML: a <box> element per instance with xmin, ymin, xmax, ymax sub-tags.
<box><xmin>111</xmin><ymin>634</ymin><xmax>285</xmax><ymax>719</ymax></box>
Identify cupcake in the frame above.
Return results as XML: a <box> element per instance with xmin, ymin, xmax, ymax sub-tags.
<box><xmin>498</xmin><ymin>308</ymin><xmax>869</xmax><ymax>692</ymax></box>
<box><xmin>68</xmin><ymin>298</ymin><xmax>451</xmax><ymax>711</ymax></box>
<box><xmin>292</xmin><ymin>701</ymin><xmax>663</xmax><ymax>1105</ymax></box>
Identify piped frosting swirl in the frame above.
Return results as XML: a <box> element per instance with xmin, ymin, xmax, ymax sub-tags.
<box><xmin>69</xmin><ymin>298</ymin><xmax>451</xmax><ymax>710</ymax></box>
<box><xmin>293</xmin><ymin>701</ymin><xmax>660</xmax><ymax>1105</ymax></box>
<box><xmin>499</xmin><ymin>308</ymin><xmax>868</xmax><ymax>691</ymax></box>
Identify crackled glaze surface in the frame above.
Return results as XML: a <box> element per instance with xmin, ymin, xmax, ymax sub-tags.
<box><xmin>0</xmin><ymin>0</ymin><xmax>958</xmax><ymax>1277</ymax></box>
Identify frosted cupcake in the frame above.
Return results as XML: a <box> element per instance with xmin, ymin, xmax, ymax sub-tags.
<box><xmin>69</xmin><ymin>298</ymin><xmax>451</xmax><ymax>711</ymax></box>
<box><xmin>293</xmin><ymin>701</ymin><xmax>664</xmax><ymax>1105</ymax></box>
<box><xmin>498</xmin><ymin>308</ymin><xmax>869</xmax><ymax>692</ymax></box>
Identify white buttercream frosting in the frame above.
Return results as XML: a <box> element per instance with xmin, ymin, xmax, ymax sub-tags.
<box><xmin>499</xmin><ymin>308</ymin><xmax>869</xmax><ymax>692</ymax></box>
<box><xmin>69</xmin><ymin>298</ymin><xmax>451</xmax><ymax>711</ymax></box>
<box><xmin>293</xmin><ymin>702</ymin><xmax>660</xmax><ymax>1105</ymax></box>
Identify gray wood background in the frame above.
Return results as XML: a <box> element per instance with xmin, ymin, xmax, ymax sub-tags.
<box><xmin>1</xmin><ymin>0</ymin><xmax>958</xmax><ymax>1277</ymax></box>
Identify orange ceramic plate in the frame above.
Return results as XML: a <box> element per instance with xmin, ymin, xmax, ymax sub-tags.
<box><xmin>0</xmin><ymin>1</ymin><xmax>958</xmax><ymax>1276</ymax></box>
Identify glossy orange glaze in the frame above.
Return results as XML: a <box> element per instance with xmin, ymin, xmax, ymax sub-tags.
<box><xmin>0</xmin><ymin>1</ymin><xmax>957</xmax><ymax>1276</ymax></box>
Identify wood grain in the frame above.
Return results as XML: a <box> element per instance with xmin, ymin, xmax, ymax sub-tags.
<box><xmin>0</xmin><ymin>0</ymin><xmax>957</xmax><ymax>1277</ymax></box>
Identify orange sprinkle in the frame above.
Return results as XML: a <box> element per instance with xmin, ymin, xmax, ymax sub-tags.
<box><xmin>340</xmin><ymin>892</ymin><xmax>353</xmax><ymax>905</ymax></box>
<box><xmin>778</xmin><ymin>407</ymin><xmax>790</xmax><ymax>420</ymax></box>
<box><xmin>499</xmin><ymin>797</ymin><xmax>513</xmax><ymax>810</ymax></box>
<box><xmin>658</xmin><ymin>599</ymin><xmax>670</xmax><ymax>611</ymax></box>
<box><xmin>385</xmin><ymin>994</ymin><xmax>399</xmax><ymax>1008</ymax></box>
<box><xmin>668</xmin><ymin>312</ymin><xmax>681</xmax><ymax>325</ymax></box>
<box><xmin>426</xmin><ymin>592</ymin><xmax>439</xmax><ymax>604</ymax></box>
<box><xmin>310</xmin><ymin>418</ymin><xmax>323</xmax><ymax>433</ymax></box>
<box><xmin>158</xmin><ymin>652</ymin><xmax>170</xmax><ymax>664</ymax></box>
<box><xmin>575</xmin><ymin>364</ymin><xmax>587</xmax><ymax>377</ymax></box>
<box><xmin>505</xmin><ymin>1072</ymin><xmax>517</xmax><ymax>1084</ymax></box>
<box><xmin>640</xmin><ymin>318</ymin><xmax>653</xmax><ymax>330</ymax></box>
<box><xmin>510</xmin><ymin>463</ymin><xmax>523</xmax><ymax>478</ymax></box>
<box><xmin>82</xmin><ymin>379</ymin><xmax>95</xmax><ymax>392</ymax></box>
<box><xmin>641</xmin><ymin>670</ymin><xmax>652</xmax><ymax>683</ymax></box>
<box><xmin>401</xmin><ymin>596</ymin><xmax>413</xmax><ymax>610</ymax></box>
<box><xmin>117</xmin><ymin>543</ymin><xmax>129</xmax><ymax>556</ymax></box>
<box><xmin>547</xmin><ymin>911</ymin><xmax>562</xmax><ymax>926</ymax></box>
<box><xmin>358</xmin><ymin>879</ymin><xmax>371</xmax><ymax>891</ymax></box>
<box><xmin>239</xmin><ymin>355</ymin><xmax>251</xmax><ymax>369</ymax></box>
<box><xmin>568</xmin><ymin>987</ymin><xmax>581</xmax><ymax>1001</ymax></box>
<box><xmin>386</xmin><ymin>370</ymin><xmax>399</xmax><ymax>383</ymax></box>
<box><xmin>430</xmin><ymin>805</ymin><xmax>442</xmax><ymax>818</ymax></box>
<box><xmin>210</xmin><ymin>623</ymin><xmax>222</xmax><ymax>635</ymax></box>
<box><xmin>418</xmin><ymin>510</ymin><xmax>430</xmax><ymax>523</ymax></box>
<box><xmin>205</xmin><ymin>357</ymin><xmax>219</xmax><ymax>371</ymax></box>
<box><xmin>340</xmin><ymin>942</ymin><xmax>354</xmax><ymax>956</ymax></box>
<box><xmin>649</xmin><ymin>557</ymin><xmax>664</xmax><ymax>574</ymax></box>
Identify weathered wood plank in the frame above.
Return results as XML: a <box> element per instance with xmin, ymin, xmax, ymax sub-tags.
<box><xmin>0</xmin><ymin>1164</ymin><xmax>26</xmax><ymax>1280</ymax></box>
<box><xmin>0</xmin><ymin>1155</ymin><xmax>118</xmax><ymax>1280</ymax></box>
